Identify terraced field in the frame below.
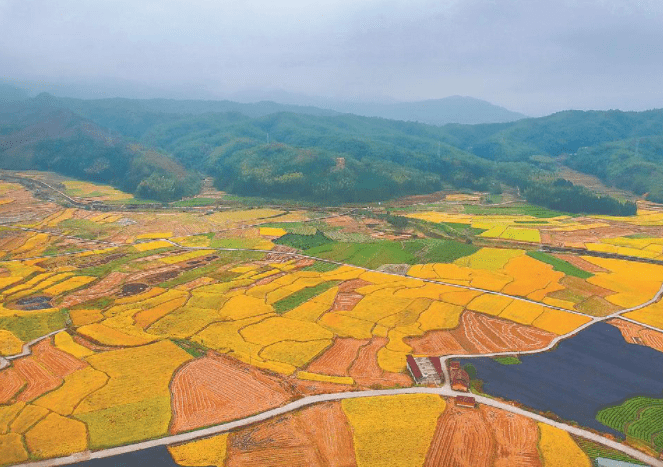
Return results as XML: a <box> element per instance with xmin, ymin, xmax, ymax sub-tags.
<box><xmin>1</xmin><ymin>175</ymin><xmax>663</xmax><ymax>466</ymax></box>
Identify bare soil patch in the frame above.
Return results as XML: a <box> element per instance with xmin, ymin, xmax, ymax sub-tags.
<box><xmin>407</xmin><ymin>311</ymin><xmax>555</xmax><ymax>355</ymax></box>
<box><xmin>170</xmin><ymin>353</ymin><xmax>294</xmax><ymax>434</ymax></box>
<box><xmin>0</xmin><ymin>367</ymin><xmax>25</xmax><ymax>403</ymax></box>
<box><xmin>225</xmin><ymin>401</ymin><xmax>356</xmax><ymax>467</ymax></box>
<box><xmin>13</xmin><ymin>357</ymin><xmax>61</xmax><ymax>402</ymax></box>
<box><xmin>306</xmin><ymin>338</ymin><xmax>370</xmax><ymax>376</ymax></box>
<box><xmin>62</xmin><ymin>271</ymin><xmax>127</xmax><ymax>307</ymax></box>
<box><xmin>32</xmin><ymin>339</ymin><xmax>86</xmax><ymax>378</ymax></box>
<box><xmin>348</xmin><ymin>338</ymin><xmax>411</xmax><ymax>388</ymax></box>
<box><xmin>480</xmin><ymin>404</ymin><xmax>541</xmax><ymax>467</ymax></box>
<box><xmin>424</xmin><ymin>398</ymin><xmax>494</xmax><ymax>467</ymax></box>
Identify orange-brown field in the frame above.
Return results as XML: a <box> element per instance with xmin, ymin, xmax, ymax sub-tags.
<box><xmin>224</xmin><ymin>402</ymin><xmax>356</xmax><ymax>467</ymax></box>
<box><xmin>306</xmin><ymin>338</ymin><xmax>370</xmax><ymax>377</ymax></box>
<box><xmin>407</xmin><ymin>311</ymin><xmax>556</xmax><ymax>355</ymax></box>
<box><xmin>13</xmin><ymin>358</ymin><xmax>61</xmax><ymax>403</ymax></box>
<box><xmin>170</xmin><ymin>353</ymin><xmax>294</xmax><ymax>433</ymax></box>
<box><xmin>348</xmin><ymin>337</ymin><xmax>412</xmax><ymax>388</ymax></box>
<box><xmin>609</xmin><ymin>318</ymin><xmax>663</xmax><ymax>352</ymax></box>
<box><xmin>0</xmin><ymin>367</ymin><xmax>24</xmax><ymax>404</ymax></box>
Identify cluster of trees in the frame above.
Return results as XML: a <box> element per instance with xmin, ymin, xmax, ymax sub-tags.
<box><xmin>32</xmin><ymin>133</ymin><xmax>199</xmax><ymax>202</ymax></box>
<box><xmin>523</xmin><ymin>179</ymin><xmax>637</xmax><ymax>216</ymax></box>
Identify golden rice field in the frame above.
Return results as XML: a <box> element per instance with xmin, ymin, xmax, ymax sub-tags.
<box><xmin>537</xmin><ymin>423</ymin><xmax>592</xmax><ymax>467</ymax></box>
<box><xmin>342</xmin><ymin>394</ymin><xmax>446</xmax><ymax>467</ymax></box>
<box><xmin>168</xmin><ymin>434</ymin><xmax>229</xmax><ymax>466</ymax></box>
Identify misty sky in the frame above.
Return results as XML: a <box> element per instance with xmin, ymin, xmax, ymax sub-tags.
<box><xmin>2</xmin><ymin>0</ymin><xmax>663</xmax><ymax>116</ymax></box>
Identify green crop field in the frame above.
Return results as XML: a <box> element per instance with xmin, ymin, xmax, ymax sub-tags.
<box><xmin>273</xmin><ymin>281</ymin><xmax>341</xmax><ymax>314</ymax></box>
<box><xmin>597</xmin><ymin>397</ymin><xmax>663</xmax><ymax>450</ymax></box>
<box><xmin>527</xmin><ymin>251</ymin><xmax>594</xmax><ymax>279</ymax></box>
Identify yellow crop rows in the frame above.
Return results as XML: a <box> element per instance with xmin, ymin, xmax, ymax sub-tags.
<box><xmin>0</xmin><ymin>433</ymin><xmax>28</xmax><ymax>465</ymax></box>
<box><xmin>342</xmin><ymin>394</ymin><xmax>445</xmax><ymax>467</ymax></box>
<box><xmin>34</xmin><ymin>367</ymin><xmax>108</xmax><ymax>416</ymax></box>
<box><xmin>623</xmin><ymin>301</ymin><xmax>663</xmax><ymax>330</ymax></box>
<box><xmin>168</xmin><ymin>434</ymin><xmax>229</xmax><ymax>467</ymax></box>
<box><xmin>0</xmin><ymin>330</ymin><xmax>23</xmax><ymax>356</ymax></box>
<box><xmin>537</xmin><ymin>423</ymin><xmax>591</xmax><ymax>467</ymax></box>
<box><xmin>9</xmin><ymin>405</ymin><xmax>49</xmax><ymax>434</ymax></box>
<box><xmin>25</xmin><ymin>413</ymin><xmax>88</xmax><ymax>459</ymax></box>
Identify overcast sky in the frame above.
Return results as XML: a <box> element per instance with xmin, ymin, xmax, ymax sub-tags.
<box><xmin>2</xmin><ymin>0</ymin><xmax>663</xmax><ymax>115</ymax></box>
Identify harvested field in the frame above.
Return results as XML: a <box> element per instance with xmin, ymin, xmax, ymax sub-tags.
<box><xmin>170</xmin><ymin>353</ymin><xmax>294</xmax><ymax>433</ymax></box>
<box><xmin>62</xmin><ymin>272</ymin><xmax>127</xmax><ymax>308</ymax></box>
<box><xmin>13</xmin><ymin>358</ymin><xmax>61</xmax><ymax>402</ymax></box>
<box><xmin>554</xmin><ymin>254</ymin><xmax>609</xmax><ymax>273</ymax></box>
<box><xmin>348</xmin><ymin>338</ymin><xmax>411</xmax><ymax>388</ymax></box>
<box><xmin>71</xmin><ymin>335</ymin><xmax>115</xmax><ymax>352</ymax></box>
<box><xmin>288</xmin><ymin>378</ymin><xmax>356</xmax><ymax>396</ymax></box>
<box><xmin>480</xmin><ymin>405</ymin><xmax>541</xmax><ymax>467</ymax></box>
<box><xmin>424</xmin><ymin>399</ymin><xmax>493</xmax><ymax>467</ymax></box>
<box><xmin>0</xmin><ymin>367</ymin><xmax>25</xmax><ymax>403</ymax></box>
<box><xmin>32</xmin><ymin>339</ymin><xmax>86</xmax><ymax>378</ymax></box>
<box><xmin>306</xmin><ymin>338</ymin><xmax>369</xmax><ymax>376</ymax></box>
<box><xmin>225</xmin><ymin>402</ymin><xmax>356</xmax><ymax>467</ymax></box>
<box><xmin>407</xmin><ymin>311</ymin><xmax>555</xmax><ymax>355</ymax></box>
<box><xmin>609</xmin><ymin>318</ymin><xmax>663</xmax><ymax>353</ymax></box>
<box><xmin>406</xmin><ymin>330</ymin><xmax>468</xmax><ymax>356</ymax></box>
<box><xmin>560</xmin><ymin>275</ymin><xmax>614</xmax><ymax>298</ymax></box>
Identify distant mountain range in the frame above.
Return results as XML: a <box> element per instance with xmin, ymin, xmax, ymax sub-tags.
<box><xmin>1</xmin><ymin>82</ymin><xmax>662</xmax><ymax>209</ymax></box>
<box><xmin>2</xmin><ymin>81</ymin><xmax>525</xmax><ymax>126</ymax></box>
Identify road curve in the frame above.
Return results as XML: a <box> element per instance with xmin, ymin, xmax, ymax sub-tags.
<box><xmin>11</xmin><ymin>387</ymin><xmax>663</xmax><ymax>467</ymax></box>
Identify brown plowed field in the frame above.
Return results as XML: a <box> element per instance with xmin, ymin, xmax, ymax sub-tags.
<box><xmin>225</xmin><ymin>402</ymin><xmax>356</xmax><ymax>467</ymax></box>
<box><xmin>170</xmin><ymin>353</ymin><xmax>294</xmax><ymax>433</ymax></box>
<box><xmin>338</xmin><ymin>279</ymin><xmax>371</xmax><ymax>293</ymax></box>
<box><xmin>306</xmin><ymin>338</ymin><xmax>369</xmax><ymax>376</ymax></box>
<box><xmin>424</xmin><ymin>399</ymin><xmax>494</xmax><ymax>467</ymax></box>
<box><xmin>288</xmin><ymin>378</ymin><xmax>356</xmax><ymax>396</ymax></box>
<box><xmin>61</xmin><ymin>272</ymin><xmax>127</xmax><ymax>307</ymax></box>
<box><xmin>331</xmin><ymin>293</ymin><xmax>364</xmax><ymax>312</ymax></box>
<box><xmin>454</xmin><ymin>312</ymin><xmax>555</xmax><ymax>354</ymax></box>
<box><xmin>348</xmin><ymin>338</ymin><xmax>412</xmax><ymax>388</ymax></box>
<box><xmin>406</xmin><ymin>331</ymin><xmax>468</xmax><ymax>356</ymax></box>
<box><xmin>407</xmin><ymin>311</ymin><xmax>554</xmax><ymax>355</ymax></box>
<box><xmin>480</xmin><ymin>405</ymin><xmax>541</xmax><ymax>467</ymax></box>
<box><xmin>609</xmin><ymin>318</ymin><xmax>663</xmax><ymax>352</ymax></box>
<box><xmin>0</xmin><ymin>367</ymin><xmax>25</xmax><ymax>403</ymax></box>
<box><xmin>252</xmin><ymin>272</ymin><xmax>286</xmax><ymax>287</ymax></box>
<box><xmin>32</xmin><ymin>339</ymin><xmax>87</xmax><ymax>378</ymax></box>
<box><xmin>13</xmin><ymin>357</ymin><xmax>61</xmax><ymax>402</ymax></box>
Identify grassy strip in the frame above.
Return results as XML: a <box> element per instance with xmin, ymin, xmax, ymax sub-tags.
<box><xmin>274</xmin><ymin>230</ymin><xmax>333</xmax><ymax>250</ymax></box>
<box><xmin>527</xmin><ymin>251</ymin><xmax>593</xmax><ymax>279</ymax></box>
<box><xmin>493</xmin><ymin>356</ymin><xmax>521</xmax><ymax>365</ymax></box>
<box><xmin>171</xmin><ymin>197</ymin><xmax>220</xmax><ymax>207</ymax></box>
<box><xmin>464</xmin><ymin>204</ymin><xmax>567</xmax><ymax>218</ymax></box>
<box><xmin>171</xmin><ymin>338</ymin><xmax>208</xmax><ymax>358</ymax></box>
<box><xmin>273</xmin><ymin>281</ymin><xmax>340</xmax><ymax>314</ymax></box>
<box><xmin>301</xmin><ymin>261</ymin><xmax>340</xmax><ymax>273</ymax></box>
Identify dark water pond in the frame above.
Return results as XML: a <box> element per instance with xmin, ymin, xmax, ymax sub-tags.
<box><xmin>466</xmin><ymin>322</ymin><xmax>663</xmax><ymax>437</ymax></box>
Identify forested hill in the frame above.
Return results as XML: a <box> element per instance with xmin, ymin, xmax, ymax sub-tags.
<box><xmin>0</xmin><ymin>95</ymin><xmax>199</xmax><ymax>202</ymax></box>
<box><xmin>0</xmin><ymin>90</ymin><xmax>662</xmax><ymax>209</ymax></box>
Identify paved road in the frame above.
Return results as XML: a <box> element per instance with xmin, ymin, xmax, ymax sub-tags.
<box><xmin>12</xmin><ymin>386</ymin><xmax>663</xmax><ymax>467</ymax></box>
